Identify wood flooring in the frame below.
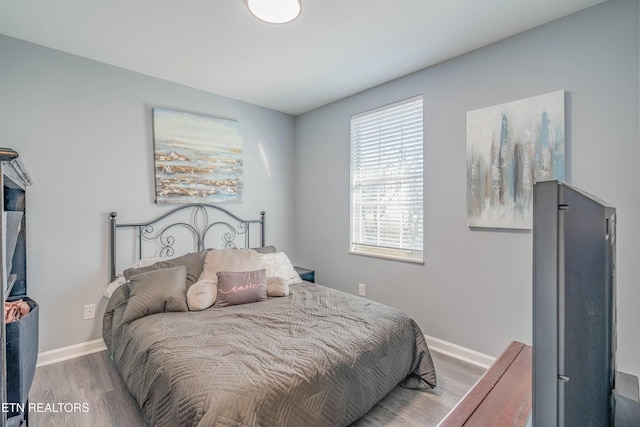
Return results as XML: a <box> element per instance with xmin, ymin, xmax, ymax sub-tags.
<box><xmin>28</xmin><ymin>349</ymin><xmax>485</xmax><ymax>426</ymax></box>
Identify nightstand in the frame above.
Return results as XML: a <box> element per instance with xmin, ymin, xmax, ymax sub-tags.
<box><xmin>294</xmin><ymin>266</ymin><xmax>315</xmax><ymax>283</ymax></box>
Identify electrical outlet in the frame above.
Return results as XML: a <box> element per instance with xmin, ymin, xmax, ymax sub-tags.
<box><xmin>358</xmin><ymin>283</ymin><xmax>366</xmax><ymax>296</ymax></box>
<box><xmin>84</xmin><ymin>304</ymin><xmax>96</xmax><ymax>320</ymax></box>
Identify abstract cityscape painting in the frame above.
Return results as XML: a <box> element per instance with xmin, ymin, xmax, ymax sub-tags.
<box><xmin>153</xmin><ymin>108</ymin><xmax>243</xmax><ymax>204</ymax></box>
<box><xmin>466</xmin><ymin>90</ymin><xmax>565</xmax><ymax>229</ymax></box>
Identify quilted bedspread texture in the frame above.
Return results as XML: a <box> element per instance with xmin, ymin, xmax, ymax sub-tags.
<box><xmin>103</xmin><ymin>282</ymin><xmax>436</xmax><ymax>427</ymax></box>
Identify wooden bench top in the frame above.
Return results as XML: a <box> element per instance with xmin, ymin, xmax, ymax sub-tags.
<box><xmin>438</xmin><ymin>341</ymin><xmax>532</xmax><ymax>427</ymax></box>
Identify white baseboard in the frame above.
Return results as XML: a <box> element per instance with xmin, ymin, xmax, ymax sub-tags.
<box><xmin>37</xmin><ymin>338</ymin><xmax>107</xmax><ymax>367</ymax></box>
<box><xmin>37</xmin><ymin>335</ymin><xmax>493</xmax><ymax>371</ymax></box>
<box><xmin>425</xmin><ymin>335</ymin><xmax>495</xmax><ymax>369</ymax></box>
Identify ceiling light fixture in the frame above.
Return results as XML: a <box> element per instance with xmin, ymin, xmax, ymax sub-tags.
<box><xmin>245</xmin><ymin>0</ymin><xmax>301</xmax><ymax>24</ymax></box>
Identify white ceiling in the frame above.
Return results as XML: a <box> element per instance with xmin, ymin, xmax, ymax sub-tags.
<box><xmin>0</xmin><ymin>0</ymin><xmax>605</xmax><ymax>115</ymax></box>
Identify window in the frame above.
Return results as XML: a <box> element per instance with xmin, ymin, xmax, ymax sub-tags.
<box><xmin>350</xmin><ymin>95</ymin><xmax>424</xmax><ymax>263</ymax></box>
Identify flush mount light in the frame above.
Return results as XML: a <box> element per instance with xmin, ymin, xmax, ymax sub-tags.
<box><xmin>245</xmin><ymin>0</ymin><xmax>301</xmax><ymax>24</ymax></box>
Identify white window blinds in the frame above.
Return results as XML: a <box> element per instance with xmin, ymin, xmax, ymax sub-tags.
<box><xmin>350</xmin><ymin>95</ymin><xmax>424</xmax><ymax>263</ymax></box>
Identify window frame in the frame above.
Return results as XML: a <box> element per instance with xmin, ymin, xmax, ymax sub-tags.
<box><xmin>349</xmin><ymin>95</ymin><xmax>424</xmax><ymax>264</ymax></box>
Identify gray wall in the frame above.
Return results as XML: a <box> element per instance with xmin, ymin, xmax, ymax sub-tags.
<box><xmin>0</xmin><ymin>35</ymin><xmax>297</xmax><ymax>352</ymax></box>
<box><xmin>295</xmin><ymin>0</ymin><xmax>640</xmax><ymax>377</ymax></box>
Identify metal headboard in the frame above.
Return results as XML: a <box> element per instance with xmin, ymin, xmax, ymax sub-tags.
<box><xmin>109</xmin><ymin>203</ymin><xmax>265</xmax><ymax>282</ymax></box>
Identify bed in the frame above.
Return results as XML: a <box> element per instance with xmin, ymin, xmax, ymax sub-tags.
<box><xmin>102</xmin><ymin>204</ymin><xmax>437</xmax><ymax>426</ymax></box>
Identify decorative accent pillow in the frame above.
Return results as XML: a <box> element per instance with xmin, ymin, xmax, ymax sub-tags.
<box><xmin>104</xmin><ymin>255</ymin><xmax>180</xmax><ymax>299</ymax></box>
<box><xmin>267</xmin><ymin>276</ymin><xmax>289</xmax><ymax>297</ymax></box>
<box><xmin>259</xmin><ymin>252</ymin><xmax>302</xmax><ymax>286</ymax></box>
<box><xmin>123</xmin><ymin>250</ymin><xmax>207</xmax><ymax>288</ymax></box>
<box><xmin>215</xmin><ymin>269</ymin><xmax>267</xmax><ymax>307</ymax></box>
<box><xmin>123</xmin><ymin>266</ymin><xmax>189</xmax><ymax>323</ymax></box>
<box><xmin>200</xmin><ymin>248</ymin><xmax>262</xmax><ymax>285</ymax></box>
<box><xmin>186</xmin><ymin>279</ymin><xmax>217</xmax><ymax>311</ymax></box>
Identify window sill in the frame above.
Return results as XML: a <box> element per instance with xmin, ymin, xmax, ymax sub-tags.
<box><xmin>349</xmin><ymin>249</ymin><xmax>424</xmax><ymax>264</ymax></box>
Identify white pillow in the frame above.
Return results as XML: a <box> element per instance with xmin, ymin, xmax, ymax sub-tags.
<box><xmin>104</xmin><ymin>255</ymin><xmax>178</xmax><ymax>299</ymax></box>
<box><xmin>259</xmin><ymin>252</ymin><xmax>302</xmax><ymax>286</ymax></box>
<box><xmin>104</xmin><ymin>275</ymin><xmax>127</xmax><ymax>298</ymax></box>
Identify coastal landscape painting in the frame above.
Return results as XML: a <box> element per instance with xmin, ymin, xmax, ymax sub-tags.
<box><xmin>466</xmin><ymin>90</ymin><xmax>565</xmax><ymax>229</ymax></box>
<box><xmin>153</xmin><ymin>108</ymin><xmax>243</xmax><ymax>204</ymax></box>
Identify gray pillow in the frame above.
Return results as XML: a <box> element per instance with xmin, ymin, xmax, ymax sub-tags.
<box><xmin>251</xmin><ymin>245</ymin><xmax>277</xmax><ymax>254</ymax></box>
<box><xmin>123</xmin><ymin>250</ymin><xmax>207</xmax><ymax>288</ymax></box>
<box><xmin>215</xmin><ymin>269</ymin><xmax>267</xmax><ymax>307</ymax></box>
<box><xmin>123</xmin><ymin>265</ymin><xmax>189</xmax><ymax>323</ymax></box>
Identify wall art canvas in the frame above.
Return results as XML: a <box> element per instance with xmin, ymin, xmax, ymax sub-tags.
<box><xmin>153</xmin><ymin>108</ymin><xmax>243</xmax><ymax>204</ymax></box>
<box><xmin>466</xmin><ymin>90</ymin><xmax>565</xmax><ymax>229</ymax></box>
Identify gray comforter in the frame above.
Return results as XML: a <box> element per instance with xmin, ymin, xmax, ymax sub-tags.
<box><xmin>103</xmin><ymin>282</ymin><xmax>436</xmax><ymax>427</ymax></box>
